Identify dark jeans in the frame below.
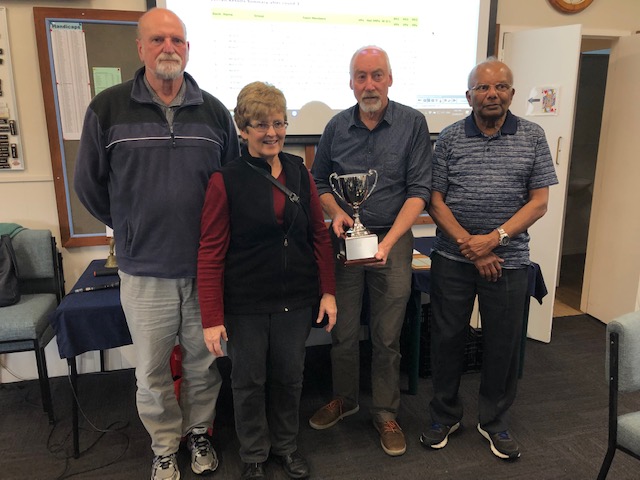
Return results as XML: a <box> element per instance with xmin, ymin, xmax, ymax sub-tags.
<box><xmin>429</xmin><ymin>253</ymin><xmax>528</xmax><ymax>433</ymax></box>
<box><xmin>226</xmin><ymin>308</ymin><xmax>312</xmax><ymax>463</ymax></box>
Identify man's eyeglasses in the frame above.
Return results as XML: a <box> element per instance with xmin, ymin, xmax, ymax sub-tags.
<box><xmin>248</xmin><ymin>121</ymin><xmax>288</xmax><ymax>133</ymax></box>
<box><xmin>470</xmin><ymin>83</ymin><xmax>512</xmax><ymax>93</ymax></box>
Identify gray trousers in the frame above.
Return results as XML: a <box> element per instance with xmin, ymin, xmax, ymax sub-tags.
<box><xmin>119</xmin><ymin>272</ymin><xmax>222</xmax><ymax>456</ymax></box>
<box><xmin>330</xmin><ymin>230</ymin><xmax>413</xmax><ymax>422</ymax></box>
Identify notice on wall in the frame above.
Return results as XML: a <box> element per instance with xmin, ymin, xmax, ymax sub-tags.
<box><xmin>93</xmin><ymin>67</ymin><xmax>122</xmax><ymax>96</ymax></box>
<box><xmin>50</xmin><ymin>22</ymin><xmax>92</xmax><ymax>140</ymax></box>
<box><xmin>526</xmin><ymin>86</ymin><xmax>559</xmax><ymax>116</ymax></box>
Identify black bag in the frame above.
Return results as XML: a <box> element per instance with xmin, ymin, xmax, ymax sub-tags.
<box><xmin>0</xmin><ymin>234</ymin><xmax>20</xmax><ymax>307</ymax></box>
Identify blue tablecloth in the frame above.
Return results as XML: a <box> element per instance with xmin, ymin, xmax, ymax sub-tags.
<box><xmin>50</xmin><ymin>259</ymin><xmax>131</xmax><ymax>359</ymax></box>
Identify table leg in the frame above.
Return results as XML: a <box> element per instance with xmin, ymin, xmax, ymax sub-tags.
<box><xmin>67</xmin><ymin>357</ymin><xmax>80</xmax><ymax>458</ymax></box>
<box><xmin>407</xmin><ymin>288</ymin><xmax>422</xmax><ymax>395</ymax></box>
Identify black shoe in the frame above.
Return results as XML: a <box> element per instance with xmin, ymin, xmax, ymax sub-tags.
<box><xmin>241</xmin><ymin>462</ymin><xmax>266</xmax><ymax>480</ymax></box>
<box><xmin>419</xmin><ymin>422</ymin><xmax>460</xmax><ymax>449</ymax></box>
<box><xmin>274</xmin><ymin>451</ymin><xmax>310</xmax><ymax>479</ymax></box>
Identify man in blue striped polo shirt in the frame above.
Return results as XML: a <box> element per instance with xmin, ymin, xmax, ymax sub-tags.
<box><xmin>420</xmin><ymin>58</ymin><xmax>558</xmax><ymax>461</ymax></box>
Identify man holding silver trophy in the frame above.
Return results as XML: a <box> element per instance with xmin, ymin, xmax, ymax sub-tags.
<box><xmin>309</xmin><ymin>45</ymin><xmax>432</xmax><ymax>457</ymax></box>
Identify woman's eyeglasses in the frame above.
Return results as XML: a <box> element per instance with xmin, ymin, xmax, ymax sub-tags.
<box><xmin>248</xmin><ymin>121</ymin><xmax>288</xmax><ymax>132</ymax></box>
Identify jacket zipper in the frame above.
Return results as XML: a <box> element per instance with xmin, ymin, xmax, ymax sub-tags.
<box><xmin>282</xmin><ymin>234</ymin><xmax>289</xmax><ymax>311</ymax></box>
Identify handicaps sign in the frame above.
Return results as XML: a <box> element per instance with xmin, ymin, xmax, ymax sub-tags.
<box><xmin>329</xmin><ymin>169</ymin><xmax>379</xmax><ymax>263</ymax></box>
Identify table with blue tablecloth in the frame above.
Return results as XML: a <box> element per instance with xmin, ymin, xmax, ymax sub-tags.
<box><xmin>50</xmin><ymin>249</ymin><xmax>546</xmax><ymax>453</ymax></box>
<box><xmin>49</xmin><ymin>259</ymin><xmax>129</xmax><ymax>457</ymax></box>
<box><xmin>51</xmin><ymin>260</ymin><xmax>130</xmax><ymax>359</ymax></box>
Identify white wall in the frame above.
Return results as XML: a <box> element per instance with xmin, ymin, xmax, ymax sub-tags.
<box><xmin>2</xmin><ymin>0</ymin><xmax>639</xmax><ymax>381</ymax></box>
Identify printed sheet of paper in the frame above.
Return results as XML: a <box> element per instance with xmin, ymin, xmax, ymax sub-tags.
<box><xmin>412</xmin><ymin>254</ymin><xmax>431</xmax><ymax>270</ymax></box>
<box><xmin>50</xmin><ymin>22</ymin><xmax>92</xmax><ymax>140</ymax></box>
<box><xmin>93</xmin><ymin>67</ymin><xmax>122</xmax><ymax>95</ymax></box>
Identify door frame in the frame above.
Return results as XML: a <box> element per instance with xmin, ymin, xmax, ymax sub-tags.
<box><xmin>497</xmin><ymin>25</ymin><xmax>632</xmax><ymax>325</ymax></box>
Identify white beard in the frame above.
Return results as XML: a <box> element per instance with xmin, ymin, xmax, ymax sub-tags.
<box><xmin>154</xmin><ymin>55</ymin><xmax>183</xmax><ymax>80</ymax></box>
<box><xmin>359</xmin><ymin>97</ymin><xmax>382</xmax><ymax>113</ymax></box>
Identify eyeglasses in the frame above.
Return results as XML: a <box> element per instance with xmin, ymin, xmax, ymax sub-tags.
<box><xmin>247</xmin><ymin>121</ymin><xmax>288</xmax><ymax>133</ymax></box>
<box><xmin>470</xmin><ymin>83</ymin><xmax>512</xmax><ymax>93</ymax></box>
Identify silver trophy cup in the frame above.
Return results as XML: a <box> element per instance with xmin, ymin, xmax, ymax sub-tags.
<box><xmin>329</xmin><ymin>170</ymin><xmax>379</xmax><ymax>262</ymax></box>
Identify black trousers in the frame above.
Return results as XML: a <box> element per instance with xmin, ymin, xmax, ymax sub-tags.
<box><xmin>226</xmin><ymin>307</ymin><xmax>312</xmax><ymax>463</ymax></box>
<box><xmin>428</xmin><ymin>253</ymin><xmax>528</xmax><ymax>433</ymax></box>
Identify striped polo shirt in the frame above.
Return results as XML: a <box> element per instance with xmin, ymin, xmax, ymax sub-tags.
<box><xmin>432</xmin><ymin>111</ymin><xmax>558</xmax><ymax>268</ymax></box>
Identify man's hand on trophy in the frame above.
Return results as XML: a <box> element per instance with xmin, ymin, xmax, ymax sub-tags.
<box><xmin>373</xmin><ymin>243</ymin><xmax>390</xmax><ymax>266</ymax></box>
<box><xmin>331</xmin><ymin>210</ymin><xmax>354</xmax><ymax>239</ymax></box>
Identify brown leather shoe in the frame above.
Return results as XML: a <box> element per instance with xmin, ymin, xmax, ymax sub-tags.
<box><xmin>308</xmin><ymin>398</ymin><xmax>359</xmax><ymax>430</ymax></box>
<box><xmin>374</xmin><ymin>420</ymin><xmax>406</xmax><ymax>456</ymax></box>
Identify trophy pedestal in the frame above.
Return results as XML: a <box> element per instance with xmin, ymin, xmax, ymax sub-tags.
<box><xmin>344</xmin><ymin>234</ymin><xmax>379</xmax><ymax>265</ymax></box>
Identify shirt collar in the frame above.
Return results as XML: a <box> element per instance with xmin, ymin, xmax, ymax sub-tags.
<box><xmin>349</xmin><ymin>100</ymin><xmax>394</xmax><ymax>129</ymax></box>
<box><xmin>464</xmin><ymin>110</ymin><xmax>517</xmax><ymax>137</ymax></box>
<box><xmin>143</xmin><ymin>74</ymin><xmax>187</xmax><ymax>108</ymax></box>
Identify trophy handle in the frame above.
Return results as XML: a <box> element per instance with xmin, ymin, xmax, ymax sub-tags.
<box><xmin>364</xmin><ymin>169</ymin><xmax>378</xmax><ymax>202</ymax></box>
<box><xmin>329</xmin><ymin>172</ymin><xmax>345</xmax><ymax>202</ymax></box>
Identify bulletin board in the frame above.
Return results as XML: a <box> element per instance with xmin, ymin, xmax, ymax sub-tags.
<box><xmin>34</xmin><ymin>7</ymin><xmax>144</xmax><ymax>247</ymax></box>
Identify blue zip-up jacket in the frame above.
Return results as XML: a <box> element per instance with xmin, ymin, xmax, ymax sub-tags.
<box><xmin>74</xmin><ymin>68</ymin><xmax>240</xmax><ymax>278</ymax></box>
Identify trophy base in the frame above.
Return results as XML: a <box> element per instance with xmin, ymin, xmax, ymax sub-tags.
<box><xmin>343</xmin><ymin>234</ymin><xmax>380</xmax><ymax>265</ymax></box>
<box><xmin>343</xmin><ymin>256</ymin><xmax>383</xmax><ymax>266</ymax></box>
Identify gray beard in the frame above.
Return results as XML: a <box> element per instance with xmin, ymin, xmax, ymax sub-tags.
<box><xmin>155</xmin><ymin>61</ymin><xmax>182</xmax><ymax>80</ymax></box>
<box><xmin>359</xmin><ymin>98</ymin><xmax>382</xmax><ymax>113</ymax></box>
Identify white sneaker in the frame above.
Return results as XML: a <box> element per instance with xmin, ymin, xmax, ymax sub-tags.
<box><xmin>151</xmin><ymin>453</ymin><xmax>180</xmax><ymax>480</ymax></box>
<box><xmin>187</xmin><ymin>426</ymin><xmax>219</xmax><ymax>474</ymax></box>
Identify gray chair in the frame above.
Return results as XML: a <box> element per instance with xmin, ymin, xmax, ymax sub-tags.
<box><xmin>597</xmin><ymin>311</ymin><xmax>640</xmax><ymax>479</ymax></box>
<box><xmin>0</xmin><ymin>228</ymin><xmax>64</xmax><ymax>424</ymax></box>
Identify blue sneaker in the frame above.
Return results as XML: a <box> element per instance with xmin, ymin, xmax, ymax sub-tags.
<box><xmin>419</xmin><ymin>422</ymin><xmax>460</xmax><ymax>449</ymax></box>
<box><xmin>477</xmin><ymin>424</ymin><xmax>521</xmax><ymax>460</ymax></box>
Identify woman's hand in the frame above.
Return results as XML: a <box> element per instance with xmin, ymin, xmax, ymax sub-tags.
<box><xmin>203</xmin><ymin>325</ymin><xmax>228</xmax><ymax>357</ymax></box>
<box><xmin>317</xmin><ymin>293</ymin><xmax>337</xmax><ymax>332</ymax></box>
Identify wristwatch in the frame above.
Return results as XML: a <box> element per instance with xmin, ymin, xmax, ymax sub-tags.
<box><xmin>497</xmin><ymin>227</ymin><xmax>510</xmax><ymax>246</ymax></box>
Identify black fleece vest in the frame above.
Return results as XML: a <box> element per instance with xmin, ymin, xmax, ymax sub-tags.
<box><xmin>221</xmin><ymin>152</ymin><xmax>319</xmax><ymax>315</ymax></box>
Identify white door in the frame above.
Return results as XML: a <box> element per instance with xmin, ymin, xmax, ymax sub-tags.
<box><xmin>501</xmin><ymin>25</ymin><xmax>582</xmax><ymax>342</ymax></box>
<box><xmin>582</xmin><ymin>34</ymin><xmax>640</xmax><ymax>323</ymax></box>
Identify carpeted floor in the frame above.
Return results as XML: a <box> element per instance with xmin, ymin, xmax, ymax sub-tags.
<box><xmin>1</xmin><ymin>314</ymin><xmax>639</xmax><ymax>479</ymax></box>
